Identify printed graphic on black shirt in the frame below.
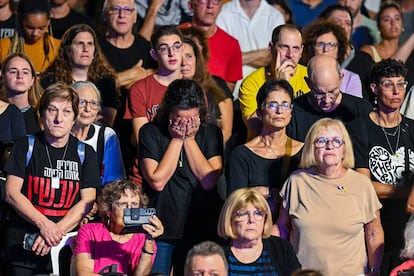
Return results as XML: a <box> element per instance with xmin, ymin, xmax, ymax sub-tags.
<box><xmin>369</xmin><ymin>146</ymin><xmax>414</xmax><ymax>185</ymax></box>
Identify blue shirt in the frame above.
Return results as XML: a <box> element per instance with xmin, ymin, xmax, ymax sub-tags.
<box><xmin>288</xmin><ymin>0</ymin><xmax>336</xmax><ymax>29</ymax></box>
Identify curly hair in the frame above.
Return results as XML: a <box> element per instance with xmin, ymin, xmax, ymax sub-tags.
<box><xmin>1</xmin><ymin>53</ymin><xmax>43</xmax><ymax>107</ymax></box>
<box><xmin>41</xmin><ymin>24</ymin><xmax>116</xmax><ymax>85</ymax></box>
<box><xmin>98</xmin><ymin>179</ymin><xmax>149</xmax><ymax>223</ymax></box>
<box><xmin>369</xmin><ymin>58</ymin><xmax>407</xmax><ymax>84</ymax></box>
<box><xmin>302</xmin><ymin>19</ymin><xmax>349</xmax><ymax>64</ymax></box>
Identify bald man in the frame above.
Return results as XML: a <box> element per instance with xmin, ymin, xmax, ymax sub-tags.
<box><xmin>287</xmin><ymin>55</ymin><xmax>372</xmax><ymax>142</ymax></box>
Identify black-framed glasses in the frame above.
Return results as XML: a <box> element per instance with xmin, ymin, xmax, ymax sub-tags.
<box><xmin>197</xmin><ymin>0</ymin><xmax>222</xmax><ymax>5</ymax></box>
<box><xmin>156</xmin><ymin>43</ymin><xmax>183</xmax><ymax>55</ymax></box>
<box><xmin>262</xmin><ymin>101</ymin><xmax>293</xmax><ymax>112</ymax></box>
<box><xmin>107</xmin><ymin>5</ymin><xmax>135</xmax><ymax>15</ymax></box>
<box><xmin>378</xmin><ymin>80</ymin><xmax>408</xmax><ymax>91</ymax></box>
<box><xmin>233</xmin><ymin>209</ymin><xmax>266</xmax><ymax>222</ymax></box>
<box><xmin>79</xmin><ymin>98</ymin><xmax>100</xmax><ymax>110</ymax></box>
<box><xmin>314</xmin><ymin>41</ymin><xmax>338</xmax><ymax>51</ymax></box>
<box><xmin>314</xmin><ymin>137</ymin><xmax>344</xmax><ymax>148</ymax></box>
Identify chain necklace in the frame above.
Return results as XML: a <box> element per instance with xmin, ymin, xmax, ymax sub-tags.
<box><xmin>377</xmin><ymin>112</ymin><xmax>401</xmax><ymax>155</ymax></box>
<box><xmin>381</xmin><ymin>125</ymin><xmax>401</xmax><ymax>155</ymax></box>
<box><xmin>259</xmin><ymin>135</ymin><xmax>288</xmax><ymax>155</ymax></box>
<box><xmin>45</xmin><ymin>138</ymin><xmax>69</xmax><ymax>188</ymax></box>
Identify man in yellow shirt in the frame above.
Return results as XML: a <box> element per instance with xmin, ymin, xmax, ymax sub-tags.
<box><xmin>239</xmin><ymin>24</ymin><xmax>309</xmax><ymax>140</ymax></box>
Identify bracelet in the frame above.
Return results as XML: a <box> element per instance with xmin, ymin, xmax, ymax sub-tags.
<box><xmin>369</xmin><ymin>267</ymin><xmax>380</xmax><ymax>273</ymax></box>
<box><xmin>142</xmin><ymin>248</ymin><xmax>154</xmax><ymax>255</ymax></box>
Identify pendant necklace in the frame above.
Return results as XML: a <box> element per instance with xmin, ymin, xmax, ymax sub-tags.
<box><xmin>178</xmin><ymin>149</ymin><xmax>183</xmax><ymax>168</ymax></box>
<box><xmin>45</xmin><ymin>138</ymin><xmax>69</xmax><ymax>189</ymax></box>
<box><xmin>377</xmin><ymin>112</ymin><xmax>401</xmax><ymax>156</ymax></box>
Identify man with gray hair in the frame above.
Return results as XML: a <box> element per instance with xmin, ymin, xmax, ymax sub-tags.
<box><xmin>287</xmin><ymin>55</ymin><xmax>372</xmax><ymax>142</ymax></box>
<box><xmin>184</xmin><ymin>241</ymin><xmax>228</xmax><ymax>276</ymax></box>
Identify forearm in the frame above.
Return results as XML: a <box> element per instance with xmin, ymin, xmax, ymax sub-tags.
<box><xmin>183</xmin><ymin>138</ymin><xmax>222</xmax><ymax>190</ymax></box>
<box><xmin>137</xmin><ymin>0</ymin><xmax>163</xmax><ymax>41</ymax></box>
<box><xmin>392</xmin><ymin>33</ymin><xmax>414</xmax><ymax>62</ymax></box>
<box><xmin>242</xmin><ymin>49</ymin><xmax>271</xmax><ymax>68</ymax></box>
<box><xmin>365</xmin><ymin>219</ymin><xmax>384</xmax><ymax>273</ymax></box>
<box><xmin>6</xmin><ymin>188</ymin><xmax>52</xmax><ymax>230</ymax></box>
<box><xmin>218</xmin><ymin>99</ymin><xmax>233</xmax><ymax>143</ymax></box>
<box><xmin>372</xmin><ymin>181</ymin><xmax>410</xmax><ymax>199</ymax></box>
<box><xmin>117</xmin><ymin>68</ymin><xmax>151</xmax><ymax>89</ymax></box>
<box><xmin>133</xmin><ymin>238</ymin><xmax>155</xmax><ymax>276</ymax></box>
<box><xmin>57</xmin><ymin>188</ymin><xmax>95</xmax><ymax>233</ymax></box>
<box><xmin>142</xmin><ymin>139</ymin><xmax>183</xmax><ymax>191</ymax></box>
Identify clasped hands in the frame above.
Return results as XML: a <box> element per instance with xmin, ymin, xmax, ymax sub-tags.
<box><xmin>169</xmin><ymin>115</ymin><xmax>201</xmax><ymax>140</ymax></box>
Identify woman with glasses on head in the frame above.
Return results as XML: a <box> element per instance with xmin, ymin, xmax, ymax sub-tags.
<box><xmin>41</xmin><ymin>24</ymin><xmax>119</xmax><ymax>127</ymax></box>
<box><xmin>71</xmin><ymin>81</ymin><xmax>125</xmax><ymax>186</ymax></box>
<box><xmin>302</xmin><ymin>19</ymin><xmax>363</xmax><ymax>98</ymax></box>
<box><xmin>218</xmin><ymin>188</ymin><xmax>301</xmax><ymax>275</ymax></box>
<box><xmin>71</xmin><ymin>179</ymin><xmax>164</xmax><ymax>276</ymax></box>
<box><xmin>227</xmin><ymin>79</ymin><xmax>302</xmax><ymax>234</ymax></box>
<box><xmin>347</xmin><ymin>59</ymin><xmax>414</xmax><ymax>275</ymax></box>
<box><xmin>277</xmin><ymin>118</ymin><xmax>384</xmax><ymax>276</ymax></box>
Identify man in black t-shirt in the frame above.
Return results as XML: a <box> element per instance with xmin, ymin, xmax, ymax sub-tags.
<box><xmin>98</xmin><ymin>0</ymin><xmax>158</xmax><ymax>176</ymax></box>
<box><xmin>50</xmin><ymin>0</ymin><xmax>95</xmax><ymax>39</ymax></box>
<box><xmin>287</xmin><ymin>55</ymin><xmax>372</xmax><ymax>141</ymax></box>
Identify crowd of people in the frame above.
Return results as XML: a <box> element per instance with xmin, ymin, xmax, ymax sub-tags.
<box><xmin>1</xmin><ymin>0</ymin><xmax>414</xmax><ymax>275</ymax></box>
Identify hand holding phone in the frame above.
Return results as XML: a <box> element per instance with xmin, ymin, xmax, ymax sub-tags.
<box><xmin>122</xmin><ymin>208</ymin><xmax>156</xmax><ymax>234</ymax></box>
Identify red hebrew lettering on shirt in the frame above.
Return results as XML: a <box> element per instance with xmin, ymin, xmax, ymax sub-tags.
<box><xmin>27</xmin><ymin>175</ymin><xmax>80</xmax><ymax>217</ymax></box>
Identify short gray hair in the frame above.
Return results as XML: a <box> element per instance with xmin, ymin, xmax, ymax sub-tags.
<box><xmin>72</xmin><ymin>80</ymin><xmax>102</xmax><ymax>104</ymax></box>
<box><xmin>184</xmin><ymin>241</ymin><xmax>228</xmax><ymax>276</ymax></box>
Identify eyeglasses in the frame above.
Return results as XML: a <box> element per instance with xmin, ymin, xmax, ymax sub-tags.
<box><xmin>314</xmin><ymin>137</ymin><xmax>344</xmax><ymax>148</ymax></box>
<box><xmin>196</xmin><ymin>0</ymin><xmax>222</xmax><ymax>5</ymax></box>
<box><xmin>156</xmin><ymin>43</ymin><xmax>183</xmax><ymax>55</ymax></box>
<box><xmin>378</xmin><ymin>80</ymin><xmax>408</xmax><ymax>91</ymax></box>
<box><xmin>114</xmin><ymin>201</ymin><xmax>140</xmax><ymax>208</ymax></box>
<box><xmin>276</xmin><ymin>43</ymin><xmax>302</xmax><ymax>54</ymax></box>
<box><xmin>314</xmin><ymin>41</ymin><xmax>338</xmax><ymax>51</ymax></box>
<box><xmin>233</xmin><ymin>209</ymin><xmax>266</xmax><ymax>222</ymax></box>
<box><xmin>262</xmin><ymin>101</ymin><xmax>293</xmax><ymax>112</ymax></box>
<box><xmin>107</xmin><ymin>5</ymin><xmax>135</xmax><ymax>15</ymax></box>
<box><xmin>79</xmin><ymin>98</ymin><xmax>100</xmax><ymax>109</ymax></box>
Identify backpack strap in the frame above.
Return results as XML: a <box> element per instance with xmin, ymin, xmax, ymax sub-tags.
<box><xmin>26</xmin><ymin>135</ymin><xmax>35</xmax><ymax>166</ymax></box>
<box><xmin>26</xmin><ymin>134</ymin><xmax>85</xmax><ymax>166</ymax></box>
<box><xmin>77</xmin><ymin>141</ymin><xmax>85</xmax><ymax>166</ymax></box>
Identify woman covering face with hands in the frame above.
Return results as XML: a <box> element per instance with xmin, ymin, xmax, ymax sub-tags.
<box><xmin>138</xmin><ymin>79</ymin><xmax>223</xmax><ymax>276</ymax></box>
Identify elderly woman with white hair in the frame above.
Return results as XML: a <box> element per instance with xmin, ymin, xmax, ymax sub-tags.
<box><xmin>71</xmin><ymin>81</ymin><xmax>125</xmax><ymax>185</ymax></box>
<box><xmin>390</xmin><ymin>215</ymin><xmax>414</xmax><ymax>275</ymax></box>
